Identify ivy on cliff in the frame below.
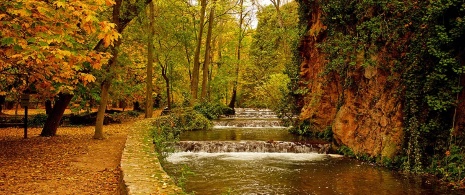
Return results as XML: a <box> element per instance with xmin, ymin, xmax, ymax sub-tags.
<box><xmin>296</xmin><ymin>0</ymin><xmax>465</xmax><ymax>185</ymax></box>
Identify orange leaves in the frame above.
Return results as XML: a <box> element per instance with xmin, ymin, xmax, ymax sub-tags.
<box><xmin>0</xmin><ymin>0</ymin><xmax>116</xmax><ymax>97</ymax></box>
<box><xmin>0</xmin><ymin>123</ymin><xmax>129</xmax><ymax>194</ymax></box>
<box><xmin>81</xmin><ymin>73</ymin><xmax>97</xmax><ymax>85</ymax></box>
<box><xmin>106</xmin><ymin>0</ymin><xmax>116</xmax><ymax>6</ymax></box>
<box><xmin>98</xmin><ymin>21</ymin><xmax>121</xmax><ymax>47</ymax></box>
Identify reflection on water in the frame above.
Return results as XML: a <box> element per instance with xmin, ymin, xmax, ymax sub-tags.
<box><xmin>164</xmin><ymin>109</ymin><xmax>461</xmax><ymax>194</ymax></box>
<box><xmin>164</xmin><ymin>152</ymin><xmax>456</xmax><ymax>195</ymax></box>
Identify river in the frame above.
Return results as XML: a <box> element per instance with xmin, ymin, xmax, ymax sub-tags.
<box><xmin>162</xmin><ymin>108</ymin><xmax>459</xmax><ymax>194</ymax></box>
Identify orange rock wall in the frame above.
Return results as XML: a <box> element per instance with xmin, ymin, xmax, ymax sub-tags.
<box><xmin>298</xmin><ymin>3</ymin><xmax>404</xmax><ymax>158</ymax></box>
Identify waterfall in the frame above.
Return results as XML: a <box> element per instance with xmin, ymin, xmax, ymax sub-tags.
<box><xmin>176</xmin><ymin>141</ymin><xmax>330</xmax><ymax>154</ymax></box>
<box><xmin>213</xmin><ymin>108</ymin><xmax>286</xmax><ymax>128</ymax></box>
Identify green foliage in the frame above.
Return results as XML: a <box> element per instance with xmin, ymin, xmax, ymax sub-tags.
<box><xmin>28</xmin><ymin>114</ymin><xmax>48</xmax><ymax>127</ymax></box>
<box><xmin>152</xmin><ymin>108</ymin><xmax>212</xmax><ymax>136</ymax></box>
<box><xmin>108</xmin><ymin>110</ymin><xmax>141</xmax><ymax>122</ymax></box>
<box><xmin>288</xmin><ymin>120</ymin><xmax>333</xmax><ymax>141</ymax></box>
<box><xmin>275</xmin><ymin>88</ymin><xmax>300</xmax><ymax>127</ymax></box>
<box><xmin>193</xmin><ymin>102</ymin><xmax>232</xmax><ymax>120</ymax></box>
<box><xmin>151</xmin><ymin>107</ymin><xmax>211</xmax><ymax>161</ymax></box>
<box><xmin>244</xmin><ymin>2</ymin><xmax>301</xmax><ymax>109</ymax></box>
<box><xmin>337</xmin><ymin>145</ymin><xmax>355</xmax><ymax>158</ymax></box>
<box><xmin>126</xmin><ymin>110</ymin><xmax>141</xmax><ymax>118</ymax></box>
<box><xmin>151</xmin><ymin>124</ymin><xmax>179</xmax><ymax>160</ymax></box>
<box><xmin>297</xmin><ymin>0</ymin><xmax>465</xmax><ymax>181</ymax></box>
<box><xmin>429</xmin><ymin>145</ymin><xmax>465</xmax><ymax>186</ymax></box>
<box><xmin>400</xmin><ymin>0</ymin><xmax>465</xmax><ymax>174</ymax></box>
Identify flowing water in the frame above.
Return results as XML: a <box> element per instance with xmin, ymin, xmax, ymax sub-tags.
<box><xmin>162</xmin><ymin>108</ymin><xmax>458</xmax><ymax>194</ymax></box>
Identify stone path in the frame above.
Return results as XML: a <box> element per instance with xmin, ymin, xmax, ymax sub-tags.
<box><xmin>121</xmin><ymin>118</ymin><xmax>182</xmax><ymax>195</ymax></box>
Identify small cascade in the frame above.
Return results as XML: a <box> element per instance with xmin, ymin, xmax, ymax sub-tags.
<box><xmin>164</xmin><ymin>107</ymin><xmax>454</xmax><ymax>195</ymax></box>
<box><xmin>213</xmin><ymin>108</ymin><xmax>286</xmax><ymax>128</ymax></box>
<box><xmin>224</xmin><ymin>108</ymin><xmax>278</xmax><ymax>119</ymax></box>
<box><xmin>175</xmin><ymin>141</ymin><xmax>330</xmax><ymax>154</ymax></box>
<box><xmin>213</xmin><ymin>119</ymin><xmax>283</xmax><ymax>128</ymax></box>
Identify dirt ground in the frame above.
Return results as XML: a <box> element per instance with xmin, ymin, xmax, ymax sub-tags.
<box><xmin>0</xmin><ymin>122</ymin><xmax>133</xmax><ymax>194</ymax></box>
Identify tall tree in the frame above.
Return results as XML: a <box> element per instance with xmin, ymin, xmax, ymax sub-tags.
<box><xmin>228</xmin><ymin>0</ymin><xmax>250</xmax><ymax>110</ymax></box>
<box><xmin>0</xmin><ymin>0</ymin><xmax>119</xmax><ymax>136</ymax></box>
<box><xmin>94</xmin><ymin>0</ymin><xmax>153</xmax><ymax>139</ymax></box>
<box><xmin>201</xmin><ymin>0</ymin><xmax>217</xmax><ymax>100</ymax></box>
<box><xmin>191</xmin><ymin>0</ymin><xmax>207</xmax><ymax>103</ymax></box>
<box><xmin>145</xmin><ymin>1</ymin><xmax>155</xmax><ymax>118</ymax></box>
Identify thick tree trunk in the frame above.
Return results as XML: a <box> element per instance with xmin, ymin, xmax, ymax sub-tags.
<box><xmin>45</xmin><ymin>100</ymin><xmax>52</xmax><ymax>115</ymax></box>
<box><xmin>145</xmin><ymin>1</ymin><xmax>155</xmax><ymax>118</ymax></box>
<box><xmin>133</xmin><ymin>101</ymin><xmax>142</xmax><ymax>111</ymax></box>
<box><xmin>201</xmin><ymin>1</ymin><xmax>215</xmax><ymax>100</ymax></box>
<box><xmin>191</xmin><ymin>0</ymin><xmax>207</xmax><ymax>104</ymax></box>
<box><xmin>0</xmin><ymin>95</ymin><xmax>5</xmax><ymax>113</ymax></box>
<box><xmin>228</xmin><ymin>88</ymin><xmax>237</xmax><ymax>109</ymax></box>
<box><xmin>40</xmin><ymin>93</ymin><xmax>73</xmax><ymax>136</ymax></box>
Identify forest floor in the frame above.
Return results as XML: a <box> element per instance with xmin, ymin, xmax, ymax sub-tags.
<box><xmin>0</xmin><ymin>119</ymin><xmax>133</xmax><ymax>194</ymax></box>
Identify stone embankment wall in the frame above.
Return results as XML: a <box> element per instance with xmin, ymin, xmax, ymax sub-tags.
<box><xmin>120</xmin><ymin>119</ymin><xmax>182</xmax><ymax>195</ymax></box>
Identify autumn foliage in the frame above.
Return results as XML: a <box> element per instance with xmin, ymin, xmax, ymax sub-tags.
<box><xmin>0</xmin><ymin>0</ymin><xmax>119</xmax><ymax>97</ymax></box>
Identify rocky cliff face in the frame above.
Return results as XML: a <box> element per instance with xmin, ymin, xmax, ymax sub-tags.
<box><xmin>296</xmin><ymin>1</ymin><xmax>464</xmax><ymax>158</ymax></box>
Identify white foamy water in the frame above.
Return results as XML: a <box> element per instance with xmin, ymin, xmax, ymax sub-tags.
<box><xmin>166</xmin><ymin>152</ymin><xmax>329</xmax><ymax>164</ymax></box>
<box><xmin>212</xmin><ymin>125</ymin><xmax>287</xmax><ymax>129</ymax></box>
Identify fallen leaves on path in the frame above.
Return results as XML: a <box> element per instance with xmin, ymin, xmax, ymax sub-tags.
<box><xmin>0</xmin><ymin>122</ymin><xmax>132</xmax><ymax>194</ymax></box>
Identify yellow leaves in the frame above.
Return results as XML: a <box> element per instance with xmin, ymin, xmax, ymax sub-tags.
<box><xmin>58</xmin><ymin>85</ymin><xmax>75</xmax><ymax>94</ymax></box>
<box><xmin>97</xmin><ymin>21</ymin><xmax>120</xmax><ymax>47</ymax></box>
<box><xmin>85</xmin><ymin>15</ymin><xmax>97</xmax><ymax>22</ymax></box>
<box><xmin>55</xmin><ymin>1</ymin><xmax>67</xmax><ymax>8</ymax></box>
<box><xmin>1</xmin><ymin>0</ymin><xmax>115</xmax><ymax>95</ymax></box>
<box><xmin>53</xmin><ymin>49</ymin><xmax>73</xmax><ymax>60</ymax></box>
<box><xmin>9</xmin><ymin>9</ymin><xmax>31</xmax><ymax>17</ymax></box>
<box><xmin>80</xmin><ymin>73</ymin><xmax>96</xmax><ymax>85</ymax></box>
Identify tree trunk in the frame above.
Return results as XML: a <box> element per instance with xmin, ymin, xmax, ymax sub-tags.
<box><xmin>45</xmin><ymin>100</ymin><xmax>52</xmax><ymax>115</ymax></box>
<box><xmin>228</xmin><ymin>88</ymin><xmax>237</xmax><ymax>109</ymax></box>
<box><xmin>133</xmin><ymin>101</ymin><xmax>141</xmax><ymax>111</ymax></box>
<box><xmin>229</xmin><ymin>0</ymin><xmax>244</xmax><ymax>110</ymax></box>
<box><xmin>0</xmin><ymin>95</ymin><xmax>5</xmax><ymax>114</ymax></box>
<box><xmin>94</xmin><ymin>80</ymin><xmax>111</xmax><ymax>139</ymax></box>
<box><xmin>145</xmin><ymin>1</ymin><xmax>155</xmax><ymax>118</ymax></box>
<box><xmin>94</xmin><ymin>38</ymin><xmax>120</xmax><ymax>139</ymax></box>
<box><xmin>191</xmin><ymin>0</ymin><xmax>207</xmax><ymax>104</ymax></box>
<box><xmin>39</xmin><ymin>0</ymin><xmax>153</xmax><ymax>137</ymax></box>
<box><xmin>201</xmin><ymin>0</ymin><xmax>216</xmax><ymax>101</ymax></box>
<box><xmin>40</xmin><ymin>93</ymin><xmax>73</xmax><ymax>136</ymax></box>
<box><xmin>94</xmin><ymin>0</ymin><xmax>151</xmax><ymax>139</ymax></box>
<box><xmin>162</xmin><ymin>72</ymin><xmax>171</xmax><ymax>110</ymax></box>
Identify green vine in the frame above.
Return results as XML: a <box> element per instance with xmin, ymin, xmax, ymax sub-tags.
<box><xmin>296</xmin><ymin>0</ymin><xmax>465</xmax><ymax>185</ymax></box>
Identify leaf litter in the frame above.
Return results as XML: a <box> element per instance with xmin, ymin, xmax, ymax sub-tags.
<box><xmin>0</xmin><ymin>122</ymin><xmax>133</xmax><ymax>194</ymax></box>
